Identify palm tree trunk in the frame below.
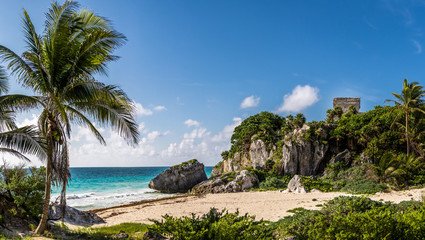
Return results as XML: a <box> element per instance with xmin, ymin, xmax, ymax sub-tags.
<box><xmin>35</xmin><ymin>137</ymin><xmax>53</xmax><ymax>234</ymax></box>
<box><xmin>406</xmin><ymin>111</ymin><xmax>410</xmax><ymax>156</ymax></box>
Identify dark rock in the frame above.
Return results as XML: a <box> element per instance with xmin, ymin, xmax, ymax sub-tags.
<box><xmin>112</xmin><ymin>230</ymin><xmax>129</xmax><ymax>239</ymax></box>
<box><xmin>284</xmin><ymin>175</ymin><xmax>306</xmax><ymax>193</ymax></box>
<box><xmin>48</xmin><ymin>203</ymin><xmax>105</xmax><ymax>226</ymax></box>
<box><xmin>149</xmin><ymin>159</ymin><xmax>207</xmax><ymax>193</ymax></box>
<box><xmin>191</xmin><ymin>170</ymin><xmax>259</xmax><ymax>194</ymax></box>
<box><xmin>143</xmin><ymin>231</ymin><xmax>166</xmax><ymax>240</ymax></box>
<box><xmin>329</xmin><ymin>149</ymin><xmax>351</xmax><ymax>166</ymax></box>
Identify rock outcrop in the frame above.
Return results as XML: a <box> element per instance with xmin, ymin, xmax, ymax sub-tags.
<box><xmin>191</xmin><ymin>170</ymin><xmax>259</xmax><ymax>194</ymax></box>
<box><xmin>48</xmin><ymin>203</ymin><xmax>104</xmax><ymax>226</ymax></box>
<box><xmin>284</xmin><ymin>175</ymin><xmax>307</xmax><ymax>193</ymax></box>
<box><xmin>329</xmin><ymin>149</ymin><xmax>351</xmax><ymax>166</ymax></box>
<box><xmin>212</xmin><ymin>138</ymin><xmax>273</xmax><ymax>177</ymax></box>
<box><xmin>279</xmin><ymin>125</ymin><xmax>329</xmax><ymax>176</ymax></box>
<box><xmin>149</xmin><ymin>159</ymin><xmax>207</xmax><ymax>193</ymax></box>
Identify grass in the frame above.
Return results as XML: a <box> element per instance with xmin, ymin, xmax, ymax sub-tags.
<box><xmin>47</xmin><ymin>222</ymin><xmax>149</xmax><ymax>239</ymax></box>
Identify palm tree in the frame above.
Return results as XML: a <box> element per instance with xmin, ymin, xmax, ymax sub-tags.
<box><xmin>0</xmin><ymin>1</ymin><xmax>139</xmax><ymax>233</ymax></box>
<box><xmin>386</xmin><ymin>79</ymin><xmax>425</xmax><ymax>156</ymax></box>
<box><xmin>0</xmin><ymin>67</ymin><xmax>46</xmax><ymax>162</ymax></box>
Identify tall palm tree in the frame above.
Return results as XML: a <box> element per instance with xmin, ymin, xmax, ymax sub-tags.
<box><xmin>386</xmin><ymin>79</ymin><xmax>425</xmax><ymax>156</ymax></box>
<box><xmin>0</xmin><ymin>67</ymin><xmax>46</xmax><ymax>162</ymax></box>
<box><xmin>0</xmin><ymin>1</ymin><xmax>139</xmax><ymax>233</ymax></box>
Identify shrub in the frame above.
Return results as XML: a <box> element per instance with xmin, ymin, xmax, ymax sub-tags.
<box><xmin>277</xmin><ymin>196</ymin><xmax>425</xmax><ymax>240</ymax></box>
<box><xmin>340</xmin><ymin>179</ymin><xmax>387</xmax><ymax>194</ymax></box>
<box><xmin>0</xmin><ymin>165</ymin><xmax>46</xmax><ymax>222</ymax></box>
<box><xmin>148</xmin><ymin>208</ymin><xmax>274</xmax><ymax>240</ymax></box>
<box><xmin>300</xmin><ymin>176</ymin><xmax>333</xmax><ymax>192</ymax></box>
<box><xmin>259</xmin><ymin>176</ymin><xmax>287</xmax><ymax>189</ymax></box>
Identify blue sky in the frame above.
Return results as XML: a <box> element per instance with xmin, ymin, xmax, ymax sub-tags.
<box><xmin>1</xmin><ymin>0</ymin><xmax>425</xmax><ymax>167</ymax></box>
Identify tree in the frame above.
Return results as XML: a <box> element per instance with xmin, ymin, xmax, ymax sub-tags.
<box><xmin>386</xmin><ymin>79</ymin><xmax>425</xmax><ymax>156</ymax></box>
<box><xmin>0</xmin><ymin>67</ymin><xmax>45</xmax><ymax>161</ymax></box>
<box><xmin>0</xmin><ymin>1</ymin><xmax>139</xmax><ymax>233</ymax></box>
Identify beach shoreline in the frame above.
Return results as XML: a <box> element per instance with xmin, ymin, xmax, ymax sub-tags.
<box><xmin>91</xmin><ymin>187</ymin><xmax>425</xmax><ymax>227</ymax></box>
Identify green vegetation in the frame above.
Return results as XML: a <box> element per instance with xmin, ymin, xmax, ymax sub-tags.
<box><xmin>148</xmin><ymin>208</ymin><xmax>275</xmax><ymax>240</ymax></box>
<box><xmin>227</xmin><ymin>111</ymin><xmax>287</xmax><ymax>158</ymax></box>
<box><xmin>276</xmin><ymin>196</ymin><xmax>425</xmax><ymax>239</ymax></box>
<box><xmin>0</xmin><ymin>165</ymin><xmax>45</xmax><ymax>225</ymax></box>
<box><xmin>174</xmin><ymin>159</ymin><xmax>199</xmax><ymax>168</ymax></box>
<box><xmin>51</xmin><ymin>222</ymin><xmax>149</xmax><ymax>240</ymax></box>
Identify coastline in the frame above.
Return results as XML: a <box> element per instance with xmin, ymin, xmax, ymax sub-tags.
<box><xmin>91</xmin><ymin>187</ymin><xmax>425</xmax><ymax>227</ymax></box>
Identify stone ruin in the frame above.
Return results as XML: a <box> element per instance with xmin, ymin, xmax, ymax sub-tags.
<box><xmin>333</xmin><ymin>97</ymin><xmax>360</xmax><ymax>113</ymax></box>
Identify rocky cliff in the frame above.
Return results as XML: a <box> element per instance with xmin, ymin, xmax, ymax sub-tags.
<box><xmin>213</xmin><ymin>124</ymin><xmax>335</xmax><ymax>177</ymax></box>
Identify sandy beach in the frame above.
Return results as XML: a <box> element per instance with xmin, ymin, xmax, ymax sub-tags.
<box><xmin>92</xmin><ymin>188</ymin><xmax>425</xmax><ymax>226</ymax></box>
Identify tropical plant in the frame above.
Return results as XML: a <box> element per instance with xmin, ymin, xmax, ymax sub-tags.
<box><xmin>386</xmin><ymin>79</ymin><xmax>425</xmax><ymax>156</ymax></box>
<box><xmin>0</xmin><ymin>1</ymin><xmax>139</xmax><ymax>233</ymax></box>
<box><xmin>0</xmin><ymin>67</ymin><xmax>45</xmax><ymax>162</ymax></box>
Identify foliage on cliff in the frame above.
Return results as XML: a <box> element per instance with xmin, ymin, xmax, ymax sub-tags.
<box><xmin>0</xmin><ymin>165</ymin><xmax>45</xmax><ymax>227</ymax></box>
<box><xmin>227</xmin><ymin>112</ymin><xmax>286</xmax><ymax>158</ymax></box>
<box><xmin>330</xmin><ymin>105</ymin><xmax>404</xmax><ymax>162</ymax></box>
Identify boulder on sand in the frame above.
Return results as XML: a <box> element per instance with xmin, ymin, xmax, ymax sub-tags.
<box><xmin>149</xmin><ymin>159</ymin><xmax>207</xmax><ymax>193</ymax></box>
<box><xmin>48</xmin><ymin>203</ymin><xmax>104</xmax><ymax>226</ymax></box>
<box><xmin>283</xmin><ymin>175</ymin><xmax>307</xmax><ymax>193</ymax></box>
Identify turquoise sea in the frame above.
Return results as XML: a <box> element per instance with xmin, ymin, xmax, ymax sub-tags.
<box><xmin>51</xmin><ymin>167</ymin><xmax>213</xmax><ymax>210</ymax></box>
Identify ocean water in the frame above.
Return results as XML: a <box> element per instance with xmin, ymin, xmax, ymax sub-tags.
<box><xmin>51</xmin><ymin>167</ymin><xmax>213</xmax><ymax>210</ymax></box>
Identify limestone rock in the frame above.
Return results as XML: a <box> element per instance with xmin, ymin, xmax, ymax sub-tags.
<box><xmin>329</xmin><ymin>149</ymin><xmax>352</xmax><ymax>166</ymax></box>
<box><xmin>48</xmin><ymin>203</ymin><xmax>105</xmax><ymax>226</ymax></box>
<box><xmin>211</xmin><ymin>138</ymin><xmax>272</xmax><ymax>178</ymax></box>
<box><xmin>249</xmin><ymin>138</ymin><xmax>272</xmax><ymax>170</ymax></box>
<box><xmin>191</xmin><ymin>170</ymin><xmax>259</xmax><ymax>194</ymax></box>
<box><xmin>280</xmin><ymin>125</ymin><xmax>329</xmax><ymax>176</ymax></box>
<box><xmin>149</xmin><ymin>159</ymin><xmax>207</xmax><ymax>193</ymax></box>
<box><xmin>285</xmin><ymin>175</ymin><xmax>307</xmax><ymax>193</ymax></box>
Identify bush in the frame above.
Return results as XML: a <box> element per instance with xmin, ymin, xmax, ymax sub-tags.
<box><xmin>148</xmin><ymin>208</ymin><xmax>275</xmax><ymax>240</ymax></box>
<box><xmin>300</xmin><ymin>176</ymin><xmax>333</xmax><ymax>192</ymax></box>
<box><xmin>321</xmin><ymin>164</ymin><xmax>387</xmax><ymax>194</ymax></box>
<box><xmin>0</xmin><ymin>165</ymin><xmax>45</xmax><ymax>222</ymax></box>
<box><xmin>259</xmin><ymin>176</ymin><xmax>287</xmax><ymax>189</ymax></box>
<box><xmin>340</xmin><ymin>179</ymin><xmax>387</xmax><ymax>194</ymax></box>
<box><xmin>277</xmin><ymin>196</ymin><xmax>425</xmax><ymax>240</ymax></box>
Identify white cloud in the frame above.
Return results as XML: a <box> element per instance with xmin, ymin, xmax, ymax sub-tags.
<box><xmin>134</xmin><ymin>102</ymin><xmax>167</xmax><ymax>116</ymax></box>
<box><xmin>134</xmin><ymin>102</ymin><xmax>153</xmax><ymax>116</ymax></box>
<box><xmin>184</xmin><ymin>119</ymin><xmax>201</xmax><ymax>127</ymax></box>
<box><xmin>17</xmin><ymin>114</ymin><xmax>39</xmax><ymax>127</ymax></box>
<box><xmin>240</xmin><ymin>95</ymin><xmax>260</xmax><ymax>109</ymax></box>
<box><xmin>154</xmin><ymin>105</ymin><xmax>167</xmax><ymax>111</ymax></box>
<box><xmin>7</xmin><ymin>114</ymin><xmax>243</xmax><ymax>167</ymax></box>
<box><xmin>277</xmin><ymin>85</ymin><xmax>319</xmax><ymax>112</ymax></box>
<box><xmin>211</xmin><ymin>117</ymin><xmax>242</xmax><ymax>142</ymax></box>
<box><xmin>412</xmin><ymin>39</ymin><xmax>422</xmax><ymax>54</ymax></box>
<box><xmin>161</xmin><ymin>117</ymin><xmax>242</xmax><ymax>165</ymax></box>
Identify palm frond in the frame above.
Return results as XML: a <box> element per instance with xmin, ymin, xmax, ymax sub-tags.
<box><xmin>0</xmin><ymin>45</ymin><xmax>33</xmax><ymax>85</ymax></box>
<box><xmin>0</xmin><ymin>147</ymin><xmax>32</xmax><ymax>162</ymax></box>
<box><xmin>65</xmin><ymin>105</ymin><xmax>106</xmax><ymax>145</ymax></box>
<box><xmin>0</xmin><ymin>94</ymin><xmax>42</xmax><ymax>112</ymax></box>
<box><xmin>0</xmin><ymin>66</ymin><xmax>9</xmax><ymax>94</ymax></box>
<box><xmin>0</xmin><ymin>126</ymin><xmax>46</xmax><ymax>160</ymax></box>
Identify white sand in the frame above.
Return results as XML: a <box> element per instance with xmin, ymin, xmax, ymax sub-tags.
<box><xmin>93</xmin><ymin>188</ymin><xmax>425</xmax><ymax>226</ymax></box>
